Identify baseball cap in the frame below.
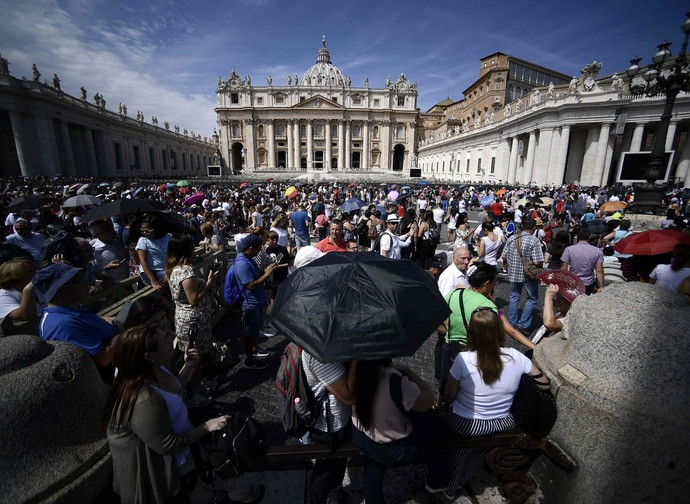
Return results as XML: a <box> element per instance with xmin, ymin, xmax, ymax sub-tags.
<box><xmin>238</xmin><ymin>234</ymin><xmax>261</xmax><ymax>253</ymax></box>
<box><xmin>32</xmin><ymin>263</ymin><xmax>82</xmax><ymax>302</ymax></box>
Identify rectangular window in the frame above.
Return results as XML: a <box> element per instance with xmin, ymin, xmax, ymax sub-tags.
<box><xmin>257</xmin><ymin>97</ymin><xmax>263</xmax><ymax>104</ymax></box>
<box><xmin>466</xmin><ymin>159</ymin><xmax>470</xmax><ymax>173</ymax></box>
<box><xmin>170</xmin><ymin>151</ymin><xmax>177</xmax><ymax>170</ymax></box>
<box><xmin>374</xmin><ymin>99</ymin><xmax>380</xmax><ymax>106</ymax></box>
<box><xmin>477</xmin><ymin>158</ymin><xmax>482</xmax><ymax>173</ymax></box>
<box><xmin>275</xmin><ymin>96</ymin><xmax>284</xmax><ymax>104</ymax></box>
<box><xmin>133</xmin><ymin>145</ymin><xmax>140</xmax><ymax>170</ymax></box>
<box><xmin>300</xmin><ymin>96</ymin><xmax>305</xmax><ymax>102</ymax></box>
<box><xmin>182</xmin><ymin>152</ymin><xmax>187</xmax><ymax>171</ymax></box>
<box><xmin>162</xmin><ymin>150</ymin><xmax>168</xmax><ymax>170</ymax></box>
<box><xmin>442</xmin><ymin>161</ymin><xmax>445</xmax><ymax>172</ymax></box>
<box><xmin>231</xmin><ymin>93</ymin><xmax>239</xmax><ymax>104</ymax></box>
<box><xmin>197</xmin><ymin>155</ymin><xmax>200</xmax><ymax>170</ymax></box>
<box><xmin>491</xmin><ymin>157</ymin><xmax>496</xmax><ymax>174</ymax></box>
<box><xmin>332</xmin><ymin>97</ymin><xmax>337</xmax><ymax>104</ymax></box>
<box><xmin>353</xmin><ymin>97</ymin><xmax>362</xmax><ymax>105</ymax></box>
<box><xmin>149</xmin><ymin>148</ymin><xmax>156</xmax><ymax>170</ymax></box>
<box><xmin>397</xmin><ymin>96</ymin><xmax>405</xmax><ymax>106</ymax></box>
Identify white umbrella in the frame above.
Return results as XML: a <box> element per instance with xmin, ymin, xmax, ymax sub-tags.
<box><xmin>76</xmin><ymin>183</ymin><xmax>91</xmax><ymax>195</ymax></box>
<box><xmin>62</xmin><ymin>195</ymin><xmax>101</xmax><ymax>208</ymax></box>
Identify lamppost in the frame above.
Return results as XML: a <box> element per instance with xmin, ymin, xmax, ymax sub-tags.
<box><xmin>626</xmin><ymin>13</ymin><xmax>690</xmax><ymax>213</ymax></box>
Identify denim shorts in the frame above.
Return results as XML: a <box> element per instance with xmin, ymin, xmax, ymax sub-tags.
<box><xmin>241</xmin><ymin>304</ymin><xmax>262</xmax><ymax>339</ymax></box>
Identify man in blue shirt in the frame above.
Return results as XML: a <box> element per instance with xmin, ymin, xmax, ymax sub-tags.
<box><xmin>289</xmin><ymin>204</ymin><xmax>311</xmax><ymax>249</ymax></box>
<box><xmin>234</xmin><ymin>234</ymin><xmax>276</xmax><ymax>369</ymax></box>
<box><xmin>6</xmin><ymin>219</ymin><xmax>45</xmax><ymax>269</ymax></box>
<box><xmin>33</xmin><ymin>263</ymin><xmax>119</xmax><ymax>381</ymax></box>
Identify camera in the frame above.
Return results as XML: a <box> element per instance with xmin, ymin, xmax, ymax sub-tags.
<box><xmin>188</xmin><ymin>323</ymin><xmax>198</xmax><ymax>348</ymax></box>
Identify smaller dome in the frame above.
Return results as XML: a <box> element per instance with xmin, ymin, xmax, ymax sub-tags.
<box><xmin>301</xmin><ymin>37</ymin><xmax>345</xmax><ymax>87</ymax></box>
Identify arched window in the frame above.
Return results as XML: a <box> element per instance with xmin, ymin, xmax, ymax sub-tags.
<box><xmin>258</xmin><ymin>124</ymin><xmax>264</xmax><ymax>138</ymax></box>
<box><xmin>373</xmin><ymin>126</ymin><xmax>379</xmax><ymax>139</ymax></box>
<box><xmin>315</xmin><ymin>123</ymin><xmax>323</xmax><ymax>137</ymax></box>
<box><xmin>331</xmin><ymin>124</ymin><xmax>338</xmax><ymax>137</ymax></box>
<box><xmin>232</xmin><ymin>123</ymin><xmax>240</xmax><ymax>138</ymax></box>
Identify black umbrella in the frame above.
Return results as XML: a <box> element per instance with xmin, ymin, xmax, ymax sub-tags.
<box><xmin>572</xmin><ymin>201</ymin><xmax>587</xmax><ymax>215</ymax></box>
<box><xmin>83</xmin><ymin>198</ymin><xmax>167</xmax><ymax>222</ymax></box>
<box><xmin>585</xmin><ymin>219</ymin><xmax>608</xmax><ymax>235</ymax></box>
<box><xmin>6</xmin><ymin>195</ymin><xmax>52</xmax><ymax>212</ymax></box>
<box><xmin>269</xmin><ymin>252</ymin><xmax>451</xmax><ymax>362</ymax></box>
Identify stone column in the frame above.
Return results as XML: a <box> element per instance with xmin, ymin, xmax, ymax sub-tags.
<box><xmin>665</xmin><ymin>121</ymin><xmax>678</xmax><ymax>151</ymax></box>
<box><xmin>293</xmin><ymin>120</ymin><xmax>301</xmax><ymax>169</ymax></box>
<box><xmin>59</xmin><ymin>120</ymin><xmax>76</xmax><ymax>177</ymax></box>
<box><xmin>345</xmin><ymin>121</ymin><xmax>351</xmax><ymax>170</ymax></box>
<box><xmin>579</xmin><ymin>127</ymin><xmax>600</xmax><ymax>185</ymax></box>
<box><xmin>306</xmin><ymin>120</ymin><xmax>313</xmax><ymax>171</ymax></box>
<box><xmin>600</xmin><ymin>132</ymin><xmax>616</xmax><ymax>186</ymax></box>
<box><xmin>591</xmin><ymin>123</ymin><xmax>611</xmax><ymax>187</ymax></box>
<box><xmin>551</xmin><ymin>126</ymin><xmax>570</xmax><ymax>186</ymax></box>
<box><xmin>245</xmin><ymin>119</ymin><xmax>256</xmax><ymax>171</ymax></box>
<box><xmin>338</xmin><ymin>120</ymin><xmax>345</xmax><ymax>170</ymax></box>
<box><xmin>382</xmin><ymin>121</ymin><xmax>391</xmax><ymax>171</ymax></box>
<box><xmin>35</xmin><ymin>113</ymin><xmax>61</xmax><ymax>176</ymax></box>
<box><xmin>286</xmin><ymin>121</ymin><xmax>294</xmax><ymax>169</ymax></box>
<box><xmin>497</xmin><ymin>137</ymin><xmax>511</xmax><ymax>182</ymax></box>
<box><xmin>522</xmin><ymin>130</ymin><xmax>537</xmax><ymax>185</ymax></box>
<box><xmin>629</xmin><ymin>123</ymin><xmax>645</xmax><ymax>152</ymax></box>
<box><xmin>363</xmin><ymin>120</ymin><xmax>370</xmax><ymax>169</ymax></box>
<box><xmin>325</xmin><ymin>121</ymin><xmax>332</xmax><ymax>170</ymax></box>
<box><xmin>507</xmin><ymin>136</ymin><xmax>519</xmax><ymax>184</ymax></box>
<box><xmin>532</xmin><ymin>127</ymin><xmax>554</xmax><ymax>185</ymax></box>
<box><xmin>8</xmin><ymin>111</ymin><xmax>34</xmax><ymax>177</ymax></box>
<box><xmin>267</xmin><ymin>120</ymin><xmax>275</xmax><ymax>168</ymax></box>
<box><xmin>84</xmin><ymin>127</ymin><xmax>98</xmax><ymax>176</ymax></box>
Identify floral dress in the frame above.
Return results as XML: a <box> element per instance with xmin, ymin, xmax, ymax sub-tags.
<box><xmin>169</xmin><ymin>265</ymin><xmax>212</xmax><ymax>353</ymax></box>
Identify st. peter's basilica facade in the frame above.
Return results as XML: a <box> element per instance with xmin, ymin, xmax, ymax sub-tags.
<box><xmin>215</xmin><ymin>39</ymin><xmax>418</xmax><ymax>176</ymax></box>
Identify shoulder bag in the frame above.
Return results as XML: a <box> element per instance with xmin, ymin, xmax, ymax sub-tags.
<box><xmin>516</xmin><ymin>233</ymin><xmax>543</xmax><ymax>279</ymax></box>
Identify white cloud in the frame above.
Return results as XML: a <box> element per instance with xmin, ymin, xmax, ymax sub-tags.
<box><xmin>0</xmin><ymin>0</ymin><xmax>217</xmax><ymax>136</ymax></box>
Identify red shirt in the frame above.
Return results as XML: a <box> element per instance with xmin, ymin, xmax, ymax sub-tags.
<box><xmin>315</xmin><ymin>237</ymin><xmax>347</xmax><ymax>253</ymax></box>
<box><xmin>490</xmin><ymin>202</ymin><xmax>504</xmax><ymax>216</ymax></box>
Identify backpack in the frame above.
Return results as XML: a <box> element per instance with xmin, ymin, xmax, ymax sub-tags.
<box><xmin>40</xmin><ymin>230</ymin><xmax>80</xmax><ymax>268</ymax></box>
<box><xmin>202</xmin><ymin>414</ymin><xmax>267</xmax><ymax>480</ymax></box>
<box><xmin>223</xmin><ymin>257</ymin><xmax>245</xmax><ymax>307</ymax></box>
<box><xmin>427</xmin><ymin>225</ymin><xmax>440</xmax><ymax>243</ymax></box>
<box><xmin>372</xmin><ymin>230</ymin><xmax>394</xmax><ymax>255</ymax></box>
<box><xmin>274</xmin><ymin>343</ymin><xmax>323</xmax><ymax>438</ymax></box>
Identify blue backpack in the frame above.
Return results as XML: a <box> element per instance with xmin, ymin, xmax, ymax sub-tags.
<box><xmin>224</xmin><ymin>258</ymin><xmax>244</xmax><ymax>307</ymax></box>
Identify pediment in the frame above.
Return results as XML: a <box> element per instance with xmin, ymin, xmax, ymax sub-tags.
<box><xmin>292</xmin><ymin>95</ymin><xmax>344</xmax><ymax>110</ymax></box>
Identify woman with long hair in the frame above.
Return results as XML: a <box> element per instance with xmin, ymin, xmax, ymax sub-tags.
<box><xmin>476</xmin><ymin>221</ymin><xmax>504</xmax><ymax>266</ymax></box>
<box><xmin>165</xmin><ymin>235</ymin><xmax>220</xmax><ymax>397</ymax></box>
<box><xmin>416</xmin><ymin>210</ymin><xmax>438</xmax><ymax>269</ymax></box>
<box><xmin>270</xmin><ymin>212</ymin><xmax>290</xmax><ymax>249</ymax></box>
<box><xmin>545</xmin><ymin>231</ymin><xmax>570</xmax><ymax>270</ymax></box>
<box><xmin>440</xmin><ymin>309</ymin><xmax>549</xmax><ymax>499</ymax></box>
<box><xmin>0</xmin><ymin>257</ymin><xmax>39</xmax><ymax>321</ymax></box>
<box><xmin>351</xmin><ymin>359</ymin><xmax>448</xmax><ymax>503</ymax></box>
<box><xmin>453</xmin><ymin>214</ymin><xmax>474</xmax><ymax>254</ymax></box>
<box><xmin>136</xmin><ymin>213</ymin><xmax>172</xmax><ymax>291</ymax></box>
<box><xmin>103</xmin><ymin>325</ymin><xmax>233</xmax><ymax>503</ymax></box>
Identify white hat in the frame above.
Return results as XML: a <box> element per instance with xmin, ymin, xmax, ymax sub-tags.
<box><xmin>386</xmin><ymin>214</ymin><xmax>399</xmax><ymax>223</ymax></box>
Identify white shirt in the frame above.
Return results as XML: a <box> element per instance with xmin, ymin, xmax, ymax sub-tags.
<box><xmin>514</xmin><ymin>208</ymin><xmax>523</xmax><ymax>224</ymax></box>
<box><xmin>432</xmin><ymin>208</ymin><xmax>445</xmax><ymax>225</ymax></box>
<box><xmin>380</xmin><ymin>231</ymin><xmax>412</xmax><ymax>259</ymax></box>
<box><xmin>437</xmin><ymin>263</ymin><xmax>469</xmax><ymax>297</ymax></box>
<box><xmin>91</xmin><ymin>238</ymin><xmax>130</xmax><ymax>281</ymax></box>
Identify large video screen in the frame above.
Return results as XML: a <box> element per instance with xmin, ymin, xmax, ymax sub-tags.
<box><xmin>616</xmin><ymin>151</ymin><xmax>673</xmax><ymax>183</ymax></box>
<box><xmin>207</xmin><ymin>165</ymin><xmax>221</xmax><ymax>177</ymax></box>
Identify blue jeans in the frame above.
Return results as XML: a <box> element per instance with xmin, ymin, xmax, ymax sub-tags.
<box><xmin>352</xmin><ymin>412</ymin><xmax>448</xmax><ymax>504</ymax></box>
<box><xmin>509</xmin><ymin>279</ymin><xmax>539</xmax><ymax>330</ymax></box>
<box><xmin>295</xmin><ymin>234</ymin><xmax>310</xmax><ymax>249</ymax></box>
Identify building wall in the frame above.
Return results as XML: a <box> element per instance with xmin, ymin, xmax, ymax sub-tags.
<box><xmin>0</xmin><ymin>73</ymin><xmax>216</xmax><ymax>178</ymax></box>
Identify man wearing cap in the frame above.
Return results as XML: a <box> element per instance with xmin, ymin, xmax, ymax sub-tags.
<box><xmin>315</xmin><ymin>220</ymin><xmax>347</xmax><ymax>253</ymax></box>
<box><xmin>232</xmin><ymin>234</ymin><xmax>276</xmax><ymax>370</ymax></box>
<box><xmin>379</xmin><ymin>215</ymin><xmax>412</xmax><ymax>259</ymax></box>
<box><xmin>34</xmin><ymin>263</ymin><xmax>119</xmax><ymax>380</ymax></box>
<box><xmin>437</xmin><ymin>245</ymin><xmax>471</xmax><ymax>297</ymax></box>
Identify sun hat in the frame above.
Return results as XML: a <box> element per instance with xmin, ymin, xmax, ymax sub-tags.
<box><xmin>386</xmin><ymin>214</ymin><xmax>400</xmax><ymax>223</ymax></box>
<box><xmin>32</xmin><ymin>263</ymin><xmax>82</xmax><ymax>302</ymax></box>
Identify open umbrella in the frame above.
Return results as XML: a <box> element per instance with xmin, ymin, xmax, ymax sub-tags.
<box><xmin>269</xmin><ymin>252</ymin><xmax>451</xmax><ymax>362</ymax></box>
<box><xmin>112</xmin><ymin>181</ymin><xmax>125</xmax><ymax>189</ymax></box>
<box><xmin>614</xmin><ymin>229</ymin><xmax>690</xmax><ymax>256</ymax></box>
<box><xmin>178</xmin><ymin>187</ymin><xmax>192</xmax><ymax>195</ymax></box>
<box><xmin>387</xmin><ymin>190</ymin><xmax>400</xmax><ymax>201</ymax></box>
<box><xmin>265</xmin><ymin>178</ymin><xmax>274</xmax><ymax>182</ymax></box>
<box><xmin>184</xmin><ymin>192</ymin><xmax>206</xmax><ymax>206</ymax></box>
<box><xmin>572</xmin><ymin>201</ymin><xmax>587</xmax><ymax>215</ymax></box>
<box><xmin>480</xmin><ymin>195</ymin><xmax>495</xmax><ymax>207</ymax></box>
<box><xmin>401</xmin><ymin>186</ymin><xmax>411</xmax><ymax>191</ymax></box>
<box><xmin>83</xmin><ymin>199</ymin><xmax>167</xmax><ymax>222</ymax></box>
<box><xmin>98</xmin><ymin>182</ymin><xmax>111</xmax><ymax>188</ymax></box>
<box><xmin>515</xmin><ymin>197</ymin><xmax>529</xmax><ymax>208</ymax></box>
<box><xmin>76</xmin><ymin>184</ymin><xmax>91</xmax><ymax>195</ymax></box>
<box><xmin>341</xmin><ymin>198</ymin><xmax>367</xmax><ymax>213</ymax></box>
<box><xmin>6</xmin><ymin>195</ymin><xmax>52</xmax><ymax>212</ymax></box>
<box><xmin>536</xmin><ymin>196</ymin><xmax>555</xmax><ymax>207</ymax></box>
<box><xmin>68</xmin><ymin>183</ymin><xmax>81</xmax><ymax>192</ymax></box>
<box><xmin>285</xmin><ymin>186</ymin><xmax>298</xmax><ymax>198</ymax></box>
<box><xmin>599</xmin><ymin>201</ymin><xmax>627</xmax><ymax>212</ymax></box>
<box><xmin>61</xmin><ymin>195</ymin><xmax>101</xmax><ymax>208</ymax></box>
<box><xmin>239</xmin><ymin>182</ymin><xmax>249</xmax><ymax>189</ymax></box>
<box><xmin>495</xmin><ymin>188</ymin><xmax>507</xmax><ymax>196</ymax></box>
<box><xmin>537</xmin><ymin>270</ymin><xmax>585</xmax><ymax>303</ymax></box>
<box><xmin>584</xmin><ymin>219</ymin><xmax>609</xmax><ymax>235</ymax></box>
<box><xmin>176</xmin><ymin>180</ymin><xmax>191</xmax><ymax>187</ymax></box>
<box><xmin>419</xmin><ymin>181</ymin><xmax>430</xmax><ymax>186</ymax></box>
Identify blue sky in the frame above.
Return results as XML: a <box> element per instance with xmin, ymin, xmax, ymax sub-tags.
<box><xmin>1</xmin><ymin>0</ymin><xmax>687</xmax><ymax>137</ymax></box>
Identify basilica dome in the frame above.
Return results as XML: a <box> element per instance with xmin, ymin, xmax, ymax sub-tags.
<box><xmin>300</xmin><ymin>38</ymin><xmax>345</xmax><ymax>87</ymax></box>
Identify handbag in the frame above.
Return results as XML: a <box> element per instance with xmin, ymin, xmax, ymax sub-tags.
<box><xmin>510</xmin><ymin>372</ymin><xmax>557</xmax><ymax>438</ymax></box>
<box><xmin>203</xmin><ymin>414</ymin><xmax>267</xmax><ymax>479</ymax></box>
<box><xmin>516</xmin><ymin>234</ymin><xmax>543</xmax><ymax>279</ymax></box>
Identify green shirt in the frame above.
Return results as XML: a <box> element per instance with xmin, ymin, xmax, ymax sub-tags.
<box><xmin>444</xmin><ymin>288</ymin><xmax>496</xmax><ymax>346</ymax></box>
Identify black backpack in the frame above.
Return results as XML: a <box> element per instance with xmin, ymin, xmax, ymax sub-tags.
<box><xmin>202</xmin><ymin>414</ymin><xmax>267</xmax><ymax>480</ymax></box>
<box><xmin>372</xmin><ymin>230</ymin><xmax>394</xmax><ymax>255</ymax></box>
<box><xmin>274</xmin><ymin>343</ymin><xmax>323</xmax><ymax>438</ymax></box>
<box><xmin>40</xmin><ymin>230</ymin><xmax>80</xmax><ymax>268</ymax></box>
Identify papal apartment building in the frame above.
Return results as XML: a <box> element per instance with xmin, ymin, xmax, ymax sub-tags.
<box><xmin>215</xmin><ymin>39</ymin><xmax>418</xmax><ymax>176</ymax></box>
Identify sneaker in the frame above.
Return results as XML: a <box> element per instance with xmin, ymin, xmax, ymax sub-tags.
<box><xmin>425</xmin><ymin>482</ymin><xmax>447</xmax><ymax>494</ymax></box>
<box><xmin>186</xmin><ymin>393</ymin><xmax>212</xmax><ymax>409</ymax></box>
<box><xmin>516</xmin><ymin>326</ymin><xmax>532</xmax><ymax>337</ymax></box>
<box><xmin>253</xmin><ymin>347</ymin><xmax>271</xmax><ymax>358</ymax></box>
<box><xmin>261</xmin><ymin>326</ymin><xmax>277</xmax><ymax>337</ymax></box>
<box><xmin>199</xmin><ymin>379</ymin><xmax>218</xmax><ymax>391</ymax></box>
<box><xmin>244</xmin><ymin>358</ymin><xmax>268</xmax><ymax>370</ymax></box>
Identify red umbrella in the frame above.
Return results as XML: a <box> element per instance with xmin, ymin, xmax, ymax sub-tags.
<box><xmin>239</xmin><ymin>182</ymin><xmax>249</xmax><ymax>189</ymax></box>
<box><xmin>184</xmin><ymin>192</ymin><xmax>205</xmax><ymax>206</ymax></box>
<box><xmin>157</xmin><ymin>183</ymin><xmax>167</xmax><ymax>192</ymax></box>
<box><xmin>265</xmin><ymin>178</ymin><xmax>274</xmax><ymax>182</ymax></box>
<box><xmin>178</xmin><ymin>186</ymin><xmax>192</xmax><ymax>195</ymax></box>
<box><xmin>614</xmin><ymin>229</ymin><xmax>690</xmax><ymax>256</ymax></box>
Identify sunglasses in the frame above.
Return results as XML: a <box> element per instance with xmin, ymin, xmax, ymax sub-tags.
<box><xmin>140</xmin><ymin>228</ymin><xmax>155</xmax><ymax>235</ymax></box>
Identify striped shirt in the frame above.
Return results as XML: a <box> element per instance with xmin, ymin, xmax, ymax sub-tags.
<box><xmin>302</xmin><ymin>351</ymin><xmax>351</xmax><ymax>432</ymax></box>
<box><xmin>650</xmin><ymin>264</ymin><xmax>690</xmax><ymax>292</ymax></box>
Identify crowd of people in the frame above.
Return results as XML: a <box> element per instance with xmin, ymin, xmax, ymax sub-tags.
<box><xmin>2</xmin><ymin>174</ymin><xmax>689</xmax><ymax>503</ymax></box>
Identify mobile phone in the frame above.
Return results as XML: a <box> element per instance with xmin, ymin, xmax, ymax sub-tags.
<box><xmin>118</xmin><ymin>258</ymin><xmax>128</xmax><ymax>264</ymax></box>
<box><xmin>188</xmin><ymin>323</ymin><xmax>198</xmax><ymax>348</ymax></box>
<box><xmin>274</xmin><ymin>253</ymin><xmax>283</xmax><ymax>264</ymax></box>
